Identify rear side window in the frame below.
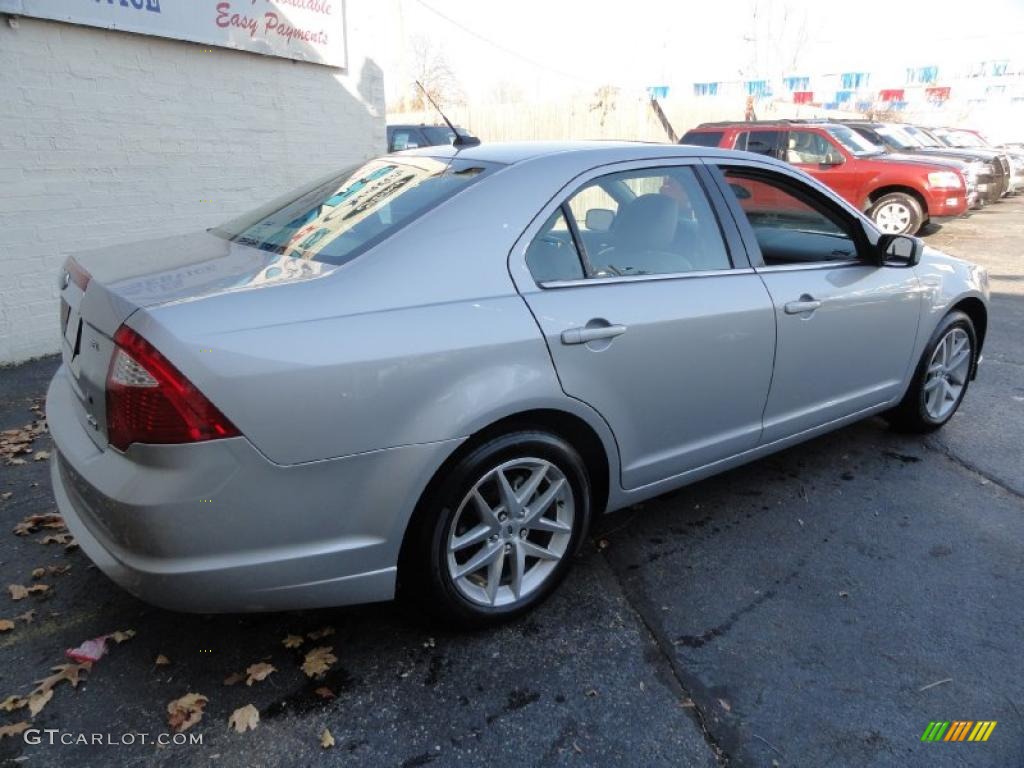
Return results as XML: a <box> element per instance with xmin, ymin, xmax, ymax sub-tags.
<box><xmin>526</xmin><ymin>210</ymin><xmax>585</xmax><ymax>283</ymax></box>
<box><xmin>680</xmin><ymin>130</ymin><xmax>723</xmax><ymax>147</ymax></box>
<box><xmin>734</xmin><ymin>130</ymin><xmax>786</xmax><ymax>160</ymax></box>
<box><xmin>212</xmin><ymin>157</ymin><xmax>493</xmax><ymax>266</ymax></box>
<box><xmin>526</xmin><ymin>165</ymin><xmax>730</xmax><ymax>283</ymax></box>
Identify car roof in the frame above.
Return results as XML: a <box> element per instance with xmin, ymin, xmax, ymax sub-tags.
<box><xmin>390</xmin><ymin>140</ymin><xmax>758</xmax><ymax>166</ymax></box>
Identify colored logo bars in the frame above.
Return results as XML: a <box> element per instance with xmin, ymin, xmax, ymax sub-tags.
<box><xmin>921</xmin><ymin>721</ymin><xmax>997</xmax><ymax>742</ymax></box>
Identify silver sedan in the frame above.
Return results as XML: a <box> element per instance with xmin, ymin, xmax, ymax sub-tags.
<box><xmin>47</xmin><ymin>142</ymin><xmax>989</xmax><ymax>624</ymax></box>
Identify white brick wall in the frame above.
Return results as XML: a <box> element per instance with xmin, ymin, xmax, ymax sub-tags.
<box><xmin>0</xmin><ymin>6</ymin><xmax>386</xmax><ymax>364</ymax></box>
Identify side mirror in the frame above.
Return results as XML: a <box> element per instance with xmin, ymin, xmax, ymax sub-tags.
<box><xmin>585</xmin><ymin>208</ymin><xmax>615</xmax><ymax>232</ymax></box>
<box><xmin>877</xmin><ymin>233</ymin><xmax>922</xmax><ymax>267</ymax></box>
<box><xmin>821</xmin><ymin>152</ymin><xmax>844</xmax><ymax>167</ymax></box>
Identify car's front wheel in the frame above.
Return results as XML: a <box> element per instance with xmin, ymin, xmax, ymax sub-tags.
<box><xmin>886</xmin><ymin>310</ymin><xmax>976</xmax><ymax>433</ymax></box>
<box><xmin>870</xmin><ymin>192</ymin><xmax>924</xmax><ymax>235</ymax></box>
<box><xmin>402</xmin><ymin>431</ymin><xmax>591</xmax><ymax>626</ymax></box>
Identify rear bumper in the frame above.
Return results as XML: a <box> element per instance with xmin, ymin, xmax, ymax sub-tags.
<box><xmin>46</xmin><ymin>365</ymin><xmax>461</xmax><ymax>613</ymax></box>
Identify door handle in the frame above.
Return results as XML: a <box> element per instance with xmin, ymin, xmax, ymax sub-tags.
<box><xmin>784</xmin><ymin>297</ymin><xmax>822</xmax><ymax>315</ymax></box>
<box><xmin>561</xmin><ymin>324</ymin><xmax>627</xmax><ymax>345</ymax></box>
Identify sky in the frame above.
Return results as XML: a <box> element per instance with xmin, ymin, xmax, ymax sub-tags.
<box><xmin>379</xmin><ymin>0</ymin><xmax>1024</xmax><ymax>103</ymax></box>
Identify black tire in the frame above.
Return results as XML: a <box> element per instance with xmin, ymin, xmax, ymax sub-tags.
<box><xmin>399</xmin><ymin>430</ymin><xmax>592</xmax><ymax>627</ymax></box>
<box><xmin>869</xmin><ymin>192</ymin><xmax>924</xmax><ymax>235</ymax></box>
<box><xmin>885</xmin><ymin>310</ymin><xmax>976</xmax><ymax>433</ymax></box>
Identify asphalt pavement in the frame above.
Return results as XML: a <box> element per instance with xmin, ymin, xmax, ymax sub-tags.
<box><xmin>0</xmin><ymin>198</ymin><xmax>1022</xmax><ymax>768</ymax></box>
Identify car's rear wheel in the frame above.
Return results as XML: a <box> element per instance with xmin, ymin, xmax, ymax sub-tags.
<box><xmin>870</xmin><ymin>192</ymin><xmax>924</xmax><ymax>235</ymax></box>
<box><xmin>402</xmin><ymin>431</ymin><xmax>591</xmax><ymax>626</ymax></box>
<box><xmin>885</xmin><ymin>310</ymin><xmax>976</xmax><ymax>433</ymax></box>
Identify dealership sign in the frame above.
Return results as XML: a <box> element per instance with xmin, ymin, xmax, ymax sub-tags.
<box><xmin>0</xmin><ymin>0</ymin><xmax>346</xmax><ymax>67</ymax></box>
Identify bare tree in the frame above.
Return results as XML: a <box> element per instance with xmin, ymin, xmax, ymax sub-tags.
<box><xmin>488</xmin><ymin>80</ymin><xmax>525</xmax><ymax>105</ymax></box>
<box><xmin>589</xmin><ymin>85</ymin><xmax>620</xmax><ymax>127</ymax></box>
<box><xmin>405</xmin><ymin>35</ymin><xmax>464</xmax><ymax>110</ymax></box>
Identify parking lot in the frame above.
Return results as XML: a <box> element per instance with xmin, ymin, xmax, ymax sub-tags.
<box><xmin>0</xmin><ymin>198</ymin><xmax>1021</xmax><ymax>767</ymax></box>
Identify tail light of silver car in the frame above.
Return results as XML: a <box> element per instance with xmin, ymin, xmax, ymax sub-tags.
<box><xmin>106</xmin><ymin>326</ymin><xmax>239</xmax><ymax>451</ymax></box>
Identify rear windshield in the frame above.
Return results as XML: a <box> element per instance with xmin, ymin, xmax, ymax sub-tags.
<box><xmin>211</xmin><ymin>157</ymin><xmax>493</xmax><ymax>266</ymax></box>
<box><xmin>680</xmin><ymin>130</ymin><xmax>724</xmax><ymax>147</ymax></box>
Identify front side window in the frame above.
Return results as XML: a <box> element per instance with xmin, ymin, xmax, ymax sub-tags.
<box><xmin>735</xmin><ymin>130</ymin><xmax>786</xmax><ymax>160</ymax></box>
<box><xmin>720</xmin><ymin>168</ymin><xmax>859</xmax><ymax>266</ymax></box>
<box><xmin>421</xmin><ymin>126</ymin><xmax>458</xmax><ymax>145</ymax></box>
<box><xmin>565</xmin><ymin>166</ymin><xmax>730</xmax><ymax>277</ymax></box>
<box><xmin>786</xmin><ymin>130</ymin><xmax>840</xmax><ymax>164</ymax></box>
<box><xmin>824</xmin><ymin>126</ymin><xmax>882</xmax><ymax>156</ymax></box>
<box><xmin>212</xmin><ymin>157</ymin><xmax>492</xmax><ymax>267</ymax></box>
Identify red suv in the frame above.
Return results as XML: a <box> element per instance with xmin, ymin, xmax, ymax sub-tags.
<box><xmin>680</xmin><ymin>121</ymin><xmax>970</xmax><ymax>235</ymax></box>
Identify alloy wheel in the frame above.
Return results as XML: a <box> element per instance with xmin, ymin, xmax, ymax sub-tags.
<box><xmin>923</xmin><ymin>327</ymin><xmax>972</xmax><ymax>420</ymax></box>
<box><xmin>875</xmin><ymin>202</ymin><xmax>912</xmax><ymax>234</ymax></box>
<box><xmin>445</xmin><ymin>457</ymin><xmax>574</xmax><ymax>608</ymax></box>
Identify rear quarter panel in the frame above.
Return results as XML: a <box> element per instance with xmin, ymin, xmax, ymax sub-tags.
<box><xmin>129</xmin><ymin>155</ymin><xmax>624</xmax><ymax>471</ymax></box>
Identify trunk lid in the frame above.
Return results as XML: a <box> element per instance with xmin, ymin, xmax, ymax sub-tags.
<box><xmin>58</xmin><ymin>230</ymin><xmax>330</xmax><ymax>450</ymax></box>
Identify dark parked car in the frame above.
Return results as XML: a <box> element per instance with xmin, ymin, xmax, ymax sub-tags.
<box><xmin>387</xmin><ymin>124</ymin><xmax>477</xmax><ymax>153</ymax></box>
<box><xmin>680</xmin><ymin>120</ymin><xmax>970</xmax><ymax>235</ymax></box>
<box><xmin>841</xmin><ymin>121</ymin><xmax>999</xmax><ymax>206</ymax></box>
<box><xmin>928</xmin><ymin>127</ymin><xmax>1022</xmax><ymax>195</ymax></box>
<box><xmin>901</xmin><ymin>126</ymin><xmax>1016</xmax><ymax>197</ymax></box>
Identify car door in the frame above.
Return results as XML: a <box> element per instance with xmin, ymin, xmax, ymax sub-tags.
<box><xmin>784</xmin><ymin>129</ymin><xmax>862</xmax><ymax>203</ymax></box>
<box><xmin>709</xmin><ymin>161</ymin><xmax>922</xmax><ymax>443</ymax></box>
<box><xmin>509</xmin><ymin>161</ymin><xmax>777</xmax><ymax>490</ymax></box>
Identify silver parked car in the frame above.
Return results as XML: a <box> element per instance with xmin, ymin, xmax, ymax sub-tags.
<box><xmin>48</xmin><ymin>142</ymin><xmax>989</xmax><ymax>624</ymax></box>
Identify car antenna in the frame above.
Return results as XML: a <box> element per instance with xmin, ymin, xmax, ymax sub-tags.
<box><xmin>415</xmin><ymin>80</ymin><xmax>480</xmax><ymax>148</ymax></box>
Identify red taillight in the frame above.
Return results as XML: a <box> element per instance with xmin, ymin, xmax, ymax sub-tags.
<box><xmin>106</xmin><ymin>326</ymin><xmax>239</xmax><ymax>451</ymax></box>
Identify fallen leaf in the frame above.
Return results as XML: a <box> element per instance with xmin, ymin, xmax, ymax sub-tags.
<box><xmin>7</xmin><ymin>585</ymin><xmax>28</xmax><ymax>601</ymax></box>
<box><xmin>155</xmin><ymin>654</ymin><xmax>171</xmax><ymax>666</ymax></box>
<box><xmin>314</xmin><ymin>686</ymin><xmax>335</xmax><ymax>700</ymax></box>
<box><xmin>839</xmin><ymin>591</ymin><xmax>850</xmax><ymax>599</ymax></box>
<box><xmin>109</xmin><ymin>629</ymin><xmax>135</xmax><ymax>643</ymax></box>
<box><xmin>0</xmin><ymin>619</ymin><xmax>14</xmax><ymax>632</ymax></box>
<box><xmin>15</xmin><ymin>609</ymin><xmax>35</xmax><ymax>624</ymax></box>
<box><xmin>301</xmin><ymin>646</ymin><xmax>337</xmax><ymax>678</ymax></box>
<box><xmin>223</xmin><ymin>672</ymin><xmax>245</xmax><ymax>686</ymax></box>
<box><xmin>282</xmin><ymin>634</ymin><xmax>304</xmax><ymax>649</ymax></box>
<box><xmin>228</xmin><ymin>704</ymin><xmax>259</xmax><ymax>733</ymax></box>
<box><xmin>33</xmin><ymin>663</ymin><xmax>91</xmax><ymax>693</ymax></box>
<box><xmin>34</xmin><ymin>565</ymin><xmax>70</xmax><ymax>579</ymax></box>
<box><xmin>718</xmin><ymin>698</ymin><xmax>732</xmax><ymax>712</ymax></box>
<box><xmin>245</xmin><ymin>662</ymin><xmax>276</xmax><ymax>686</ymax></box>
<box><xmin>33</xmin><ymin>451</ymin><xmax>50</xmax><ymax>462</ymax></box>
<box><xmin>0</xmin><ymin>722</ymin><xmax>29</xmax><ymax>740</ymax></box>
<box><xmin>67</xmin><ymin>636</ymin><xmax>109</xmax><ymax>663</ymax></box>
<box><xmin>584</xmin><ymin>688</ymin><xmax>598</xmax><ymax>697</ymax></box>
<box><xmin>167</xmin><ymin>693</ymin><xmax>208</xmax><ymax>733</ymax></box>
<box><xmin>12</xmin><ymin>514</ymin><xmax>63</xmax><ymax>536</ymax></box>
<box><xmin>27</xmin><ymin>584</ymin><xmax>50</xmax><ymax>596</ymax></box>
<box><xmin>7</xmin><ymin>458</ymin><xmax>26</xmax><ymax>466</ymax></box>
<box><xmin>28</xmin><ymin>688</ymin><xmax>53</xmax><ymax>717</ymax></box>
<box><xmin>0</xmin><ymin>695</ymin><xmax>27</xmax><ymax>712</ymax></box>
<box><xmin>41</xmin><ymin>533</ymin><xmax>74</xmax><ymax>546</ymax></box>
<box><xmin>320</xmin><ymin>728</ymin><xmax>335</xmax><ymax>749</ymax></box>
<box><xmin>1</xmin><ymin>492</ymin><xmax>12</xmax><ymax>501</ymax></box>
<box><xmin>307</xmin><ymin>626</ymin><xmax>335</xmax><ymax>641</ymax></box>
